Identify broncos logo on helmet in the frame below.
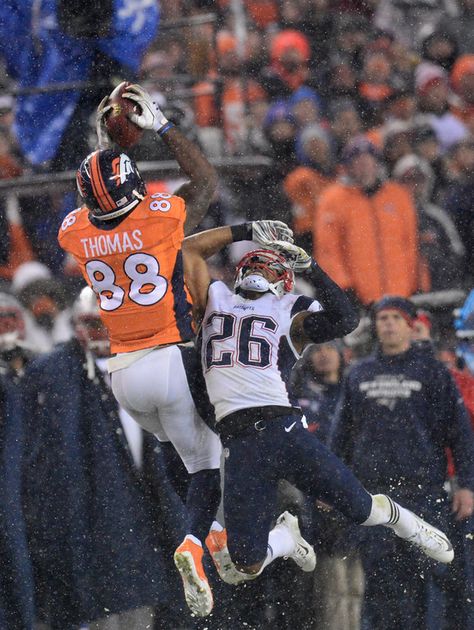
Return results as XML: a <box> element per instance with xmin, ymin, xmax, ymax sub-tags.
<box><xmin>234</xmin><ymin>249</ymin><xmax>295</xmax><ymax>298</ymax></box>
<box><xmin>76</xmin><ymin>149</ymin><xmax>147</xmax><ymax>221</ymax></box>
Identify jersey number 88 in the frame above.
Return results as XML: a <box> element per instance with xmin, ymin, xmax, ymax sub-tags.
<box><xmin>85</xmin><ymin>253</ymin><xmax>168</xmax><ymax>311</ymax></box>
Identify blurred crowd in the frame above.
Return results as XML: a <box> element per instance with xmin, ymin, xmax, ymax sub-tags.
<box><xmin>0</xmin><ymin>1</ymin><xmax>473</xmax><ymax>313</ymax></box>
<box><xmin>0</xmin><ymin>0</ymin><xmax>474</xmax><ymax>628</ymax></box>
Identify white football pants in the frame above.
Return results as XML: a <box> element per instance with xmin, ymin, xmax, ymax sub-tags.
<box><xmin>111</xmin><ymin>345</ymin><xmax>222</xmax><ymax>473</ymax></box>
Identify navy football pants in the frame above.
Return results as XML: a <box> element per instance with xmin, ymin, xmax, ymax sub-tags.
<box><xmin>221</xmin><ymin>412</ymin><xmax>372</xmax><ymax>566</ymax></box>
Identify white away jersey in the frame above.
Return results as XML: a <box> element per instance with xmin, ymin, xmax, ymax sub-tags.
<box><xmin>201</xmin><ymin>281</ymin><xmax>323</xmax><ymax>422</ymax></box>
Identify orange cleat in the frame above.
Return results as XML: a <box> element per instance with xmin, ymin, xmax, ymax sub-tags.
<box><xmin>205</xmin><ymin>528</ymin><xmax>254</xmax><ymax>585</ymax></box>
<box><xmin>174</xmin><ymin>537</ymin><xmax>213</xmax><ymax>617</ymax></box>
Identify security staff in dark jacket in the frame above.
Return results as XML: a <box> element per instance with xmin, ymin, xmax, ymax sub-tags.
<box><xmin>0</xmin><ymin>294</ymin><xmax>35</xmax><ymax>629</ymax></box>
<box><xmin>22</xmin><ymin>288</ymin><xmax>189</xmax><ymax>630</ymax></box>
<box><xmin>331</xmin><ymin>295</ymin><xmax>474</xmax><ymax>630</ymax></box>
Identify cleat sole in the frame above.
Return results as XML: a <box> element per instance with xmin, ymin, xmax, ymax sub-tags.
<box><xmin>174</xmin><ymin>550</ymin><xmax>213</xmax><ymax>617</ymax></box>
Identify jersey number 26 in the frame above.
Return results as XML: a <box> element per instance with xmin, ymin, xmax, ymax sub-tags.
<box><xmin>205</xmin><ymin>313</ymin><xmax>277</xmax><ymax>369</ymax></box>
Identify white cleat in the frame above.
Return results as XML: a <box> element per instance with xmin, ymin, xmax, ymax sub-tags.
<box><xmin>276</xmin><ymin>511</ymin><xmax>317</xmax><ymax>572</ymax></box>
<box><xmin>397</xmin><ymin>511</ymin><xmax>454</xmax><ymax>564</ymax></box>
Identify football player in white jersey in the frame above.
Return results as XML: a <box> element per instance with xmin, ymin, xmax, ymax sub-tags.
<box><xmin>181</xmin><ymin>225</ymin><xmax>454</xmax><ymax>607</ymax></box>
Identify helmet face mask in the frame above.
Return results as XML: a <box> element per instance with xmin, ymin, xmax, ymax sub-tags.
<box><xmin>0</xmin><ymin>293</ymin><xmax>27</xmax><ymax>359</ymax></box>
<box><xmin>234</xmin><ymin>250</ymin><xmax>294</xmax><ymax>298</ymax></box>
<box><xmin>73</xmin><ymin>287</ymin><xmax>110</xmax><ymax>356</ymax></box>
<box><xmin>76</xmin><ymin>149</ymin><xmax>146</xmax><ymax>221</ymax></box>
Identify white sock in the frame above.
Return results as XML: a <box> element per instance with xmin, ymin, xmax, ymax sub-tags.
<box><xmin>209</xmin><ymin>520</ymin><xmax>224</xmax><ymax>533</ymax></box>
<box><xmin>361</xmin><ymin>494</ymin><xmax>417</xmax><ymax>538</ymax></box>
<box><xmin>256</xmin><ymin>523</ymin><xmax>296</xmax><ymax>575</ymax></box>
<box><xmin>268</xmin><ymin>523</ymin><xmax>296</xmax><ymax>558</ymax></box>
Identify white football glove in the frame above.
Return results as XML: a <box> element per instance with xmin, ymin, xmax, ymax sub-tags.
<box><xmin>122</xmin><ymin>83</ymin><xmax>169</xmax><ymax>132</ymax></box>
<box><xmin>270</xmin><ymin>240</ymin><xmax>312</xmax><ymax>272</ymax></box>
<box><xmin>96</xmin><ymin>94</ymin><xmax>112</xmax><ymax>149</ymax></box>
<box><xmin>252</xmin><ymin>220</ymin><xmax>294</xmax><ymax>246</ymax></box>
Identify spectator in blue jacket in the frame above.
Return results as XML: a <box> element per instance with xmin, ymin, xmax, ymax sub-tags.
<box><xmin>330</xmin><ymin>295</ymin><xmax>474</xmax><ymax>630</ymax></box>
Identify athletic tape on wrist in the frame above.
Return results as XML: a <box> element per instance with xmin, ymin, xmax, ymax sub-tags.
<box><xmin>158</xmin><ymin>122</ymin><xmax>175</xmax><ymax>137</ymax></box>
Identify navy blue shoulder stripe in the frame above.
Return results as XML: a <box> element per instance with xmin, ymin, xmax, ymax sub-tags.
<box><xmin>291</xmin><ymin>295</ymin><xmax>315</xmax><ymax>317</ymax></box>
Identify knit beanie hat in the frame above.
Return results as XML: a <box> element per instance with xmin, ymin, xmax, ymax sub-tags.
<box><xmin>373</xmin><ymin>295</ymin><xmax>417</xmax><ymax>326</ymax></box>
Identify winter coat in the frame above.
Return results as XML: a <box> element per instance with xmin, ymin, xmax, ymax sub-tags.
<box><xmin>22</xmin><ymin>340</ymin><xmax>184</xmax><ymax>629</ymax></box>
<box><xmin>330</xmin><ymin>345</ymin><xmax>474</xmax><ymax>495</ymax></box>
<box><xmin>314</xmin><ymin>180</ymin><xmax>420</xmax><ymax>305</ymax></box>
<box><xmin>0</xmin><ymin>374</ymin><xmax>35</xmax><ymax>629</ymax></box>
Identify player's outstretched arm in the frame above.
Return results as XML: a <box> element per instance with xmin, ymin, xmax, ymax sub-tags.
<box><xmin>183</xmin><ymin>221</ymin><xmax>294</xmax><ymax>321</ymax></box>
<box><xmin>183</xmin><ymin>220</ymin><xmax>293</xmax><ymax>261</ymax></box>
<box><xmin>159</xmin><ymin>126</ymin><xmax>218</xmax><ymax>235</ymax></box>
<box><xmin>122</xmin><ymin>83</ymin><xmax>218</xmax><ymax>236</ymax></box>
<box><xmin>182</xmin><ymin>226</ymin><xmax>233</xmax><ymax>321</ymax></box>
<box><xmin>270</xmin><ymin>241</ymin><xmax>360</xmax><ymax>352</ymax></box>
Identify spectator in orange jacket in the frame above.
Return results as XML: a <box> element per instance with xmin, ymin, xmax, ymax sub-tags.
<box><xmin>313</xmin><ymin>137</ymin><xmax>420</xmax><ymax>306</ymax></box>
<box><xmin>451</xmin><ymin>54</ymin><xmax>474</xmax><ymax>135</ymax></box>
<box><xmin>193</xmin><ymin>30</ymin><xmax>267</xmax><ymax>156</ymax></box>
<box><xmin>283</xmin><ymin>124</ymin><xmax>335</xmax><ymax>252</ymax></box>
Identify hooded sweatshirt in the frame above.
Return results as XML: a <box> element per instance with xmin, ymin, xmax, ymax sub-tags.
<box><xmin>330</xmin><ymin>344</ymin><xmax>474</xmax><ymax>494</ymax></box>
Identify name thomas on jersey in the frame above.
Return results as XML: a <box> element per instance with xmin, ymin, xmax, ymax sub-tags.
<box><xmin>80</xmin><ymin>229</ymin><xmax>144</xmax><ymax>257</ymax></box>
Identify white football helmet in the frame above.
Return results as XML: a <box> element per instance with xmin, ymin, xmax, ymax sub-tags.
<box><xmin>72</xmin><ymin>287</ymin><xmax>110</xmax><ymax>356</ymax></box>
<box><xmin>0</xmin><ymin>293</ymin><xmax>27</xmax><ymax>352</ymax></box>
<box><xmin>234</xmin><ymin>249</ymin><xmax>295</xmax><ymax>298</ymax></box>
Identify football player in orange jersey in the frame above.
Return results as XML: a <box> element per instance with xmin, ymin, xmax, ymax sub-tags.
<box><xmin>59</xmin><ymin>82</ymin><xmax>294</xmax><ymax>617</ymax></box>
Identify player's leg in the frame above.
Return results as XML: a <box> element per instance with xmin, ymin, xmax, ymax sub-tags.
<box><xmin>159</xmin><ymin>345</ymin><xmax>222</xmax><ymax>543</ymax></box>
<box><xmin>111</xmin><ymin>346</ymin><xmax>221</xmax><ymax>539</ymax></box>
<box><xmin>157</xmin><ymin>440</ymin><xmax>190</xmax><ymax>504</ymax></box>
<box><xmin>220</xmin><ymin>426</ymin><xmax>315</xmax><ymax>580</ymax></box>
<box><xmin>283</xmin><ymin>421</ymin><xmax>453</xmax><ymax>564</ymax></box>
<box><xmin>110</xmin><ymin>346</ymin><xmax>221</xmax><ymax>616</ymax></box>
<box><xmin>363</xmin><ymin>494</ymin><xmax>453</xmax><ymax>563</ymax></box>
<box><xmin>153</xmin><ymin>347</ymin><xmax>221</xmax><ymax>618</ymax></box>
<box><xmin>220</xmin><ymin>430</ymin><xmax>281</xmax><ymax>576</ymax></box>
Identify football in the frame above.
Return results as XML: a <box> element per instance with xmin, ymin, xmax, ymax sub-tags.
<box><xmin>104</xmin><ymin>82</ymin><xmax>143</xmax><ymax>149</ymax></box>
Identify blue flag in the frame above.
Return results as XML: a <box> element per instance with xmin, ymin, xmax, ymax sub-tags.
<box><xmin>0</xmin><ymin>0</ymin><xmax>159</xmax><ymax>165</ymax></box>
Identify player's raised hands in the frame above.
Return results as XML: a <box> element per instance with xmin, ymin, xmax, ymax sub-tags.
<box><xmin>96</xmin><ymin>95</ymin><xmax>112</xmax><ymax>149</ymax></box>
<box><xmin>270</xmin><ymin>240</ymin><xmax>312</xmax><ymax>272</ymax></box>
<box><xmin>251</xmin><ymin>220</ymin><xmax>294</xmax><ymax>247</ymax></box>
<box><xmin>123</xmin><ymin>83</ymin><xmax>169</xmax><ymax>132</ymax></box>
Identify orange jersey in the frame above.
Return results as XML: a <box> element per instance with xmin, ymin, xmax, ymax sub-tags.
<box><xmin>58</xmin><ymin>193</ymin><xmax>194</xmax><ymax>353</ymax></box>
